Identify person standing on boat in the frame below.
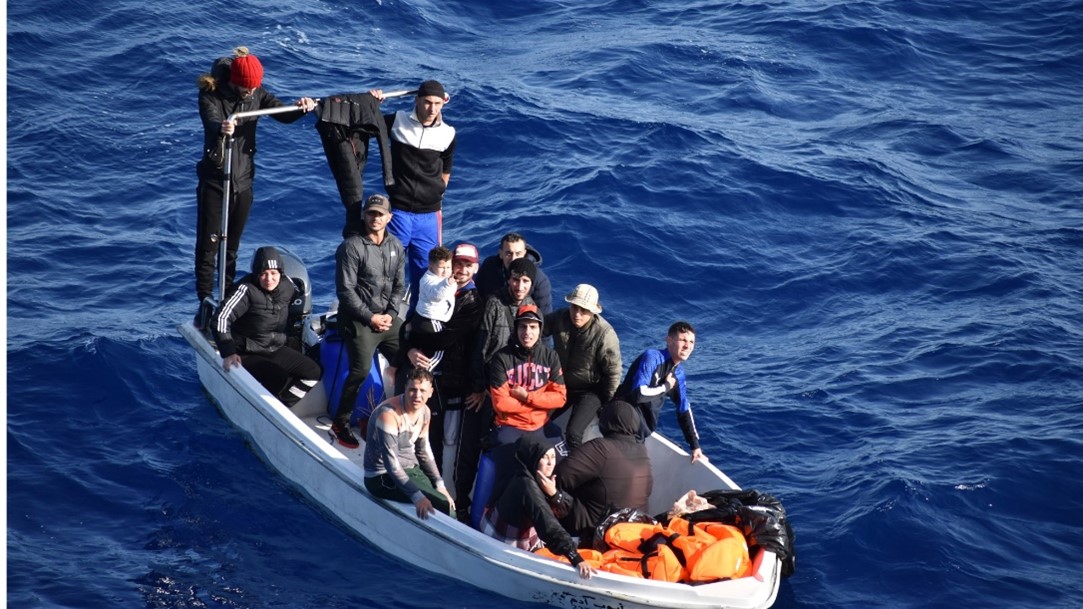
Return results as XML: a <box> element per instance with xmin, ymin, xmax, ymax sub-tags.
<box><xmin>473</xmin><ymin>257</ymin><xmax>538</xmax><ymax>383</ymax></box>
<box><xmin>368</xmin><ymin>81</ymin><xmax>457</xmax><ymax>312</ymax></box>
<box><xmin>480</xmin><ymin>436</ymin><xmax>595</xmax><ymax>579</ymax></box>
<box><xmin>211</xmin><ymin>246</ymin><xmax>322</xmax><ymax>407</ymax></box>
<box><xmin>475</xmin><ymin>232</ymin><xmax>554</xmax><ymax>314</ymax></box>
<box><xmin>387</xmin><ymin>244</ymin><xmax>457</xmax><ymax>384</ymax></box>
<box><xmin>399</xmin><ymin>243</ymin><xmax>485</xmax><ymax>492</ymax></box>
<box><xmin>331</xmin><ymin>194</ymin><xmax>405</xmax><ymax>448</ymax></box>
<box><xmin>194</xmin><ymin>47</ymin><xmax>316</xmax><ymax>311</ymax></box>
<box><xmin>458</xmin><ymin>259</ymin><xmax>539</xmax><ymax>510</ymax></box>
<box><xmin>544</xmin><ymin>284</ymin><xmax>622</xmax><ymax>450</ymax></box>
<box><xmin>364</xmin><ymin>368</ymin><xmax>455</xmax><ymax>518</ymax></box>
<box><xmin>615</xmin><ymin>321</ymin><xmax>704</xmax><ymax>464</ymax></box>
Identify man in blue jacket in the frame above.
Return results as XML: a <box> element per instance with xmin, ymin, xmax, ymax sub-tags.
<box><xmin>616</xmin><ymin>321</ymin><xmax>704</xmax><ymax>463</ymax></box>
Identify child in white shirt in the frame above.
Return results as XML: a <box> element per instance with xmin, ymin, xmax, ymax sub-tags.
<box><xmin>393</xmin><ymin>246</ymin><xmax>456</xmax><ymax>376</ymax></box>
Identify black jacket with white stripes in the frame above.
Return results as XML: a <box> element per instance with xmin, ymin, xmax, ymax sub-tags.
<box><xmin>212</xmin><ymin>275</ymin><xmax>295</xmax><ymax>359</ymax></box>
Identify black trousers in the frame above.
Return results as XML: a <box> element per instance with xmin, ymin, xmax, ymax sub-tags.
<box><xmin>242</xmin><ymin>347</ymin><xmax>322</xmax><ymax>407</ymax></box>
<box><xmin>195</xmin><ymin>180</ymin><xmax>253</xmax><ymax>300</ymax></box>
<box><xmin>562</xmin><ymin>391</ymin><xmax>604</xmax><ymax>450</ymax></box>
<box><xmin>453</xmin><ymin>398</ymin><xmax>493</xmax><ymax>511</ymax></box>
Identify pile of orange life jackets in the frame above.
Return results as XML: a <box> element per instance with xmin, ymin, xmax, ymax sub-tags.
<box><xmin>535</xmin><ymin>516</ymin><xmax>753</xmax><ymax>583</ymax></box>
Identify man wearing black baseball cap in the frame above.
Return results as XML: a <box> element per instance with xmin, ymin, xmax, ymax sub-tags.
<box><xmin>368</xmin><ymin>80</ymin><xmax>457</xmax><ymax>313</ymax></box>
<box><xmin>330</xmin><ymin>194</ymin><xmax>406</xmax><ymax>448</ymax></box>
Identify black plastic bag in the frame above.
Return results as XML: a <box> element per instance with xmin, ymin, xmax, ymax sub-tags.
<box><xmin>685</xmin><ymin>489</ymin><xmax>797</xmax><ymax>577</ymax></box>
<box><xmin>592</xmin><ymin>507</ymin><xmax>656</xmax><ymax>552</ymax></box>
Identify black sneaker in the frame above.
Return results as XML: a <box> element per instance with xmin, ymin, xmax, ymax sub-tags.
<box><xmin>194</xmin><ymin>297</ymin><xmax>213</xmax><ymax>331</ymax></box>
<box><xmin>194</xmin><ymin>303</ymin><xmax>206</xmax><ymax>330</ymax></box>
<box><xmin>455</xmin><ymin>506</ymin><xmax>473</xmax><ymax>525</ymax></box>
<box><xmin>331</xmin><ymin>421</ymin><xmax>360</xmax><ymax>449</ymax></box>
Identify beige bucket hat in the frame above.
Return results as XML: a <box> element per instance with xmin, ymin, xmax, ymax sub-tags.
<box><xmin>565</xmin><ymin>283</ymin><xmax>602</xmax><ymax>314</ymax></box>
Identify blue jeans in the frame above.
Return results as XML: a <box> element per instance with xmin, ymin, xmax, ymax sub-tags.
<box><xmin>388</xmin><ymin>209</ymin><xmax>442</xmax><ymax>312</ymax></box>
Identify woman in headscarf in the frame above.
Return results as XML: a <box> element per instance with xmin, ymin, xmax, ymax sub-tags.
<box><xmin>480</xmin><ymin>437</ymin><xmax>595</xmax><ymax>579</ymax></box>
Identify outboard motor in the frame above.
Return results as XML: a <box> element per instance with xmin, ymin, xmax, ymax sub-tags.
<box><xmin>275</xmin><ymin>247</ymin><xmax>313</xmax><ymax>321</ymax></box>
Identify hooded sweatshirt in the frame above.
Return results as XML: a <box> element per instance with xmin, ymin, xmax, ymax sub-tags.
<box><xmin>475</xmin><ymin>243</ymin><xmax>554</xmax><ymax>314</ymax></box>
<box><xmin>481</xmin><ymin>437</ymin><xmax>583</xmax><ymax>565</ymax></box>
<box><xmin>556</xmin><ymin>400</ymin><xmax>653</xmax><ymax>534</ymax></box>
<box><xmin>488</xmin><ymin>316</ymin><xmax>567</xmax><ymax>432</ymax></box>
<box><xmin>212</xmin><ymin>247</ymin><xmax>295</xmax><ymax>358</ymax></box>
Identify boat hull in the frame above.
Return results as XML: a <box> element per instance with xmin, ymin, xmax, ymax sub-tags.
<box><xmin>179</xmin><ymin>321</ymin><xmax>780</xmax><ymax>609</ymax></box>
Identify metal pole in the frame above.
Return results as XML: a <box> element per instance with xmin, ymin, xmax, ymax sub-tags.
<box><xmin>215</xmin><ymin>105</ymin><xmax>307</xmax><ymax>300</ymax></box>
<box><xmin>377</xmin><ymin>89</ymin><xmax>418</xmax><ymax>99</ymax></box>
<box><xmin>217</xmin><ymin>138</ymin><xmax>233</xmax><ymax>301</ymax></box>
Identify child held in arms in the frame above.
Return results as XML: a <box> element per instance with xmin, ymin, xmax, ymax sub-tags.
<box><xmin>389</xmin><ymin>246</ymin><xmax>458</xmax><ymax>382</ymax></box>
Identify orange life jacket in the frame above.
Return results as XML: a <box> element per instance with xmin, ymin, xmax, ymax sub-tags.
<box><xmin>600</xmin><ymin>519</ymin><xmax>753</xmax><ymax>583</ymax></box>
<box><xmin>669</xmin><ymin>517</ymin><xmax>753</xmax><ymax>581</ymax></box>
<box><xmin>533</xmin><ymin>547</ymin><xmax>604</xmax><ymax>568</ymax></box>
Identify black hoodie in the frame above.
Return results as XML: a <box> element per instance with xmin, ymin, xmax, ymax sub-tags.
<box><xmin>212</xmin><ymin>247</ymin><xmax>296</xmax><ymax>358</ymax></box>
<box><xmin>486</xmin><ymin>437</ymin><xmax>583</xmax><ymax>566</ymax></box>
<box><xmin>556</xmin><ymin>400</ymin><xmax>653</xmax><ymax>535</ymax></box>
<box><xmin>475</xmin><ymin>243</ymin><xmax>554</xmax><ymax>315</ymax></box>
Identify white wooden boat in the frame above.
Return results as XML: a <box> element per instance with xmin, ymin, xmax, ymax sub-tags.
<box><xmin>178</xmin><ymin>314</ymin><xmax>782</xmax><ymax>609</ymax></box>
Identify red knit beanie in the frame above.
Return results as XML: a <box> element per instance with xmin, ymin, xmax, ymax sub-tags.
<box><xmin>230</xmin><ymin>53</ymin><xmax>264</xmax><ymax>89</ymax></box>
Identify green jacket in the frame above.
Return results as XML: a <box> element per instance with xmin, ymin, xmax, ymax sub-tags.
<box><xmin>545</xmin><ymin>309</ymin><xmax>622</xmax><ymax>401</ymax></box>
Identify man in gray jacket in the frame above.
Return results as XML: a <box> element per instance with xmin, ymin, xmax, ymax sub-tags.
<box><xmin>545</xmin><ymin>284</ymin><xmax>622</xmax><ymax>450</ymax></box>
<box><xmin>331</xmin><ymin>194</ymin><xmax>406</xmax><ymax>448</ymax></box>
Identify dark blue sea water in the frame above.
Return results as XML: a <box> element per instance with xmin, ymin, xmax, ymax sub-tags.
<box><xmin>8</xmin><ymin>0</ymin><xmax>1083</xmax><ymax>607</ymax></box>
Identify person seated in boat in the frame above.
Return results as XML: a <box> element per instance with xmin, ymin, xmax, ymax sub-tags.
<box><xmin>486</xmin><ymin>304</ymin><xmax>568</xmax><ymax>503</ymax></box>
<box><xmin>475</xmin><ymin>232</ymin><xmax>554</xmax><ymax>314</ymax></box>
<box><xmin>363</xmin><ymin>367</ymin><xmax>455</xmax><ymax>519</ymax></box>
<box><xmin>544</xmin><ymin>284</ymin><xmax>622</xmax><ymax>451</ymax></box>
<box><xmin>555</xmin><ymin>400</ymin><xmax>652</xmax><ymax>544</ymax></box>
<box><xmin>615</xmin><ymin>321</ymin><xmax>704</xmax><ymax>464</ymax></box>
<box><xmin>481</xmin><ymin>436</ymin><xmax>595</xmax><ymax>579</ymax></box>
<box><xmin>211</xmin><ymin>246</ymin><xmax>322</xmax><ymax>407</ymax></box>
<box><xmin>331</xmin><ymin>194</ymin><xmax>405</xmax><ymax>449</ymax></box>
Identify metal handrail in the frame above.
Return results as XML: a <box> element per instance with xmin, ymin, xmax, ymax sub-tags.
<box><xmin>213</xmin><ymin>89</ymin><xmax>418</xmax><ymax>299</ymax></box>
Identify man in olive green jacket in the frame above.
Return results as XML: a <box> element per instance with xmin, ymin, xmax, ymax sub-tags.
<box><xmin>545</xmin><ymin>284</ymin><xmax>622</xmax><ymax>450</ymax></box>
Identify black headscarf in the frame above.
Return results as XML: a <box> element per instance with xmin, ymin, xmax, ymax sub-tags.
<box><xmin>513</xmin><ymin>436</ymin><xmax>555</xmax><ymax>478</ymax></box>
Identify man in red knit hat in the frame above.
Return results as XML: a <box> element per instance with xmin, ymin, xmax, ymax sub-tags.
<box><xmin>193</xmin><ymin>46</ymin><xmax>317</xmax><ymax>325</ymax></box>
